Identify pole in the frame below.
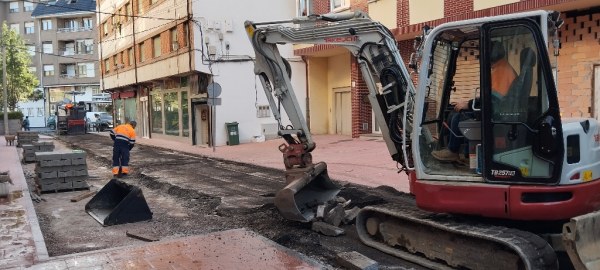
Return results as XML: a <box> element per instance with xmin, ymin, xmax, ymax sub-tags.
<box><xmin>2</xmin><ymin>44</ymin><xmax>8</xmax><ymax>136</ymax></box>
<box><xmin>212</xmin><ymin>105</ymin><xmax>215</xmax><ymax>152</ymax></box>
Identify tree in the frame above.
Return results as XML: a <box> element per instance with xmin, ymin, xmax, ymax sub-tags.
<box><xmin>0</xmin><ymin>23</ymin><xmax>39</xmax><ymax>111</ymax></box>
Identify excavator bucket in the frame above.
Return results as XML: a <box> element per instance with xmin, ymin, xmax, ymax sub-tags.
<box><xmin>563</xmin><ymin>210</ymin><xmax>600</xmax><ymax>270</ymax></box>
<box><xmin>85</xmin><ymin>179</ymin><xmax>152</xmax><ymax>226</ymax></box>
<box><xmin>274</xmin><ymin>162</ymin><xmax>340</xmax><ymax>222</ymax></box>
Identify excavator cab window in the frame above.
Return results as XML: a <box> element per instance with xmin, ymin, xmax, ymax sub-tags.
<box><xmin>418</xmin><ymin>17</ymin><xmax>563</xmax><ymax>184</ymax></box>
<box><xmin>482</xmin><ymin>19</ymin><xmax>563</xmax><ymax>184</ymax></box>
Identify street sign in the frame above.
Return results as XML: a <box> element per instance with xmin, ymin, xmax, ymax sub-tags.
<box><xmin>207</xmin><ymin>83</ymin><xmax>222</xmax><ymax>98</ymax></box>
<box><xmin>207</xmin><ymin>98</ymin><xmax>222</xmax><ymax>106</ymax></box>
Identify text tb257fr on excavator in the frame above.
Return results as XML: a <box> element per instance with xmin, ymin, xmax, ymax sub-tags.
<box><xmin>245</xmin><ymin>10</ymin><xmax>600</xmax><ymax>270</ymax></box>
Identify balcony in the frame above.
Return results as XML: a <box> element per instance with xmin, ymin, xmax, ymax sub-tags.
<box><xmin>57</xmin><ymin>26</ymin><xmax>93</xmax><ymax>33</ymax></box>
<box><xmin>59</xmin><ymin>73</ymin><xmax>78</xmax><ymax>79</ymax></box>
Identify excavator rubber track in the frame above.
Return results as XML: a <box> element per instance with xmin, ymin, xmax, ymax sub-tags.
<box><xmin>356</xmin><ymin>202</ymin><xmax>558</xmax><ymax>270</ymax></box>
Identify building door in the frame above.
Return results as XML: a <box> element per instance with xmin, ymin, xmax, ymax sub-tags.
<box><xmin>371</xmin><ymin>110</ymin><xmax>381</xmax><ymax>134</ymax></box>
<box><xmin>595</xmin><ymin>65</ymin><xmax>600</xmax><ymax>119</ymax></box>
<box><xmin>334</xmin><ymin>88</ymin><xmax>351</xmax><ymax>135</ymax></box>
<box><xmin>140</xmin><ymin>97</ymin><xmax>149</xmax><ymax>138</ymax></box>
<box><xmin>192</xmin><ymin>103</ymin><xmax>210</xmax><ymax>145</ymax></box>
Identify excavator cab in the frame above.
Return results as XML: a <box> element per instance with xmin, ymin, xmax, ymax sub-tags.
<box><xmin>414</xmin><ymin>13</ymin><xmax>566</xmax><ymax>195</ymax></box>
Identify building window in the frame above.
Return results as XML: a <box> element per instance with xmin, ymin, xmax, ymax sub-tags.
<box><xmin>65</xmin><ymin>19</ymin><xmax>80</xmax><ymax>31</ymax></box>
<box><xmin>151</xmin><ymin>91</ymin><xmax>163</xmax><ymax>133</ymax></box>
<box><xmin>26</xmin><ymin>45</ymin><xmax>36</xmax><ymax>56</ymax></box>
<box><xmin>104</xmin><ymin>59</ymin><xmax>110</xmax><ymax>73</ymax></box>
<box><xmin>170</xmin><ymin>28</ymin><xmax>178</xmax><ymax>51</ymax></box>
<box><xmin>28</xmin><ymin>67</ymin><xmax>36</xmax><ymax>74</ymax></box>
<box><xmin>80</xmin><ymin>39</ymin><xmax>94</xmax><ymax>54</ymax></box>
<box><xmin>330</xmin><ymin>0</ymin><xmax>349</xmax><ymax>12</ymax></box>
<box><xmin>43</xmin><ymin>65</ymin><xmax>54</xmax><ymax>76</ymax></box>
<box><xmin>153</xmin><ymin>36</ymin><xmax>161</xmax><ymax>58</ymax></box>
<box><xmin>83</xmin><ymin>18</ymin><xmax>93</xmax><ymax>30</ymax></box>
<box><xmin>139</xmin><ymin>43</ymin><xmax>145</xmax><ymax>62</ymax></box>
<box><xmin>103</xmin><ymin>23</ymin><xmax>108</xmax><ymax>36</ymax></box>
<box><xmin>182</xmin><ymin>91</ymin><xmax>189</xmax><ymax>137</ymax></box>
<box><xmin>9</xmin><ymin>24</ymin><xmax>19</xmax><ymax>34</ymax></box>
<box><xmin>24</xmin><ymin>22</ymin><xmax>35</xmax><ymax>34</ymax></box>
<box><xmin>37</xmin><ymin>108</ymin><xmax>44</xmax><ymax>117</ymax></box>
<box><xmin>183</xmin><ymin>23</ymin><xmax>189</xmax><ymax>47</ymax></box>
<box><xmin>27</xmin><ymin>108</ymin><xmax>33</xmax><ymax>117</ymax></box>
<box><xmin>9</xmin><ymin>2</ymin><xmax>19</xmax><ymax>13</ymax></box>
<box><xmin>113</xmin><ymin>55</ymin><xmax>118</xmax><ymax>69</ymax></box>
<box><xmin>24</xmin><ymin>1</ymin><xmax>34</xmax><ymax>11</ymax></box>
<box><xmin>126</xmin><ymin>3</ymin><xmax>132</xmax><ymax>19</ymax></box>
<box><xmin>64</xmin><ymin>42</ymin><xmax>75</xmax><ymax>55</ymax></box>
<box><xmin>78</xmin><ymin>62</ymin><xmax>95</xmax><ymax>77</ymax></box>
<box><xmin>42</xmin><ymin>42</ymin><xmax>53</xmax><ymax>54</ymax></box>
<box><xmin>137</xmin><ymin>0</ymin><xmax>143</xmax><ymax>14</ymax></box>
<box><xmin>257</xmin><ymin>105</ymin><xmax>271</xmax><ymax>118</ymax></box>
<box><xmin>127</xmin><ymin>48</ymin><xmax>135</xmax><ymax>66</ymax></box>
<box><xmin>128</xmin><ymin>48</ymin><xmax>134</xmax><ymax>66</ymax></box>
<box><xmin>42</xmin><ymin>19</ymin><xmax>53</xmax><ymax>30</ymax></box>
<box><xmin>296</xmin><ymin>0</ymin><xmax>313</xmax><ymax>16</ymax></box>
<box><xmin>164</xmin><ymin>92</ymin><xmax>179</xmax><ymax>136</ymax></box>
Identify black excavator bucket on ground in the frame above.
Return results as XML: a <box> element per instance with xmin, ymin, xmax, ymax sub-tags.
<box><xmin>274</xmin><ymin>162</ymin><xmax>340</xmax><ymax>222</ymax></box>
<box><xmin>85</xmin><ymin>179</ymin><xmax>152</xmax><ymax>226</ymax></box>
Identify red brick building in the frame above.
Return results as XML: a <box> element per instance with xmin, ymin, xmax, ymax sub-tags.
<box><xmin>296</xmin><ymin>0</ymin><xmax>600</xmax><ymax>137</ymax></box>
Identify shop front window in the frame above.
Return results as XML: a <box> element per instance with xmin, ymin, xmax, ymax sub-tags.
<box><xmin>114</xmin><ymin>99</ymin><xmax>124</xmax><ymax>125</ymax></box>
<box><xmin>151</xmin><ymin>92</ymin><xmax>163</xmax><ymax>133</ymax></box>
<box><xmin>164</xmin><ymin>92</ymin><xmax>179</xmax><ymax>136</ymax></box>
<box><xmin>124</xmin><ymin>98</ymin><xmax>137</xmax><ymax>123</ymax></box>
<box><xmin>182</xmin><ymin>91</ymin><xmax>189</xmax><ymax>137</ymax></box>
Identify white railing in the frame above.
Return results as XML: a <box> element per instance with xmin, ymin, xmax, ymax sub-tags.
<box><xmin>57</xmin><ymin>26</ymin><xmax>93</xmax><ymax>33</ymax></box>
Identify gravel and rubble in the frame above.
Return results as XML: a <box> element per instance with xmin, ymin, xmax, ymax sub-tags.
<box><xmin>19</xmin><ymin>134</ymin><xmax>426</xmax><ymax>269</ymax></box>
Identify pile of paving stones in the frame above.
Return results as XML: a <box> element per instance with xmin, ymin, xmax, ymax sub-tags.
<box><xmin>34</xmin><ymin>150</ymin><xmax>89</xmax><ymax>193</ymax></box>
<box><xmin>16</xmin><ymin>131</ymin><xmax>39</xmax><ymax>147</ymax></box>
<box><xmin>22</xmin><ymin>141</ymin><xmax>55</xmax><ymax>163</ymax></box>
<box><xmin>311</xmin><ymin>196</ymin><xmax>361</xmax><ymax>237</ymax></box>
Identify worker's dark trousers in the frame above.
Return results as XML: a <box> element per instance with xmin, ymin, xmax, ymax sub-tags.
<box><xmin>112</xmin><ymin>140</ymin><xmax>130</xmax><ymax>175</ymax></box>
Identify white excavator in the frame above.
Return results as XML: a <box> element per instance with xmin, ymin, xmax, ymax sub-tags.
<box><xmin>245</xmin><ymin>10</ymin><xmax>599</xmax><ymax>270</ymax></box>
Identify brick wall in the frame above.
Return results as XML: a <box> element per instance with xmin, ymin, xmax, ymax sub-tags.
<box><xmin>397</xmin><ymin>0</ymin><xmax>410</xmax><ymax>28</ymax></box>
<box><xmin>351</xmin><ymin>57</ymin><xmax>371</xmax><ymax>137</ymax></box>
<box><xmin>444</xmin><ymin>0</ymin><xmax>474</xmax><ymax>17</ymax></box>
<box><xmin>313</xmin><ymin>0</ymin><xmax>330</xmax><ymax>14</ymax></box>
<box><xmin>556</xmin><ymin>11</ymin><xmax>600</xmax><ymax>118</ymax></box>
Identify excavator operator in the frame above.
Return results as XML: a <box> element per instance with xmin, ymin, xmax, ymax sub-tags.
<box><xmin>109</xmin><ymin>120</ymin><xmax>137</xmax><ymax>177</ymax></box>
<box><xmin>432</xmin><ymin>41</ymin><xmax>517</xmax><ymax>162</ymax></box>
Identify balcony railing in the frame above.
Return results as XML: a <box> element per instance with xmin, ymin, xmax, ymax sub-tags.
<box><xmin>57</xmin><ymin>26</ymin><xmax>93</xmax><ymax>33</ymax></box>
<box><xmin>59</xmin><ymin>50</ymin><xmax>94</xmax><ymax>56</ymax></box>
<box><xmin>59</xmin><ymin>73</ymin><xmax>94</xmax><ymax>79</ymax></box>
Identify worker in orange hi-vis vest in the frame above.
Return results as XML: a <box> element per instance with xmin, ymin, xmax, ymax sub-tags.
<box><xmin>109</xmin><ymin>121</ymin><xmax>137</xmax><ymax>177</ymax></box>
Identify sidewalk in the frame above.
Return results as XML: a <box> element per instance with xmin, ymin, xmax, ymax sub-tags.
<box><xmin>128</xmin><ymin>134</ymin><xmax>410</xmax><ymax>192</ymax></box>
<box><xmin>0</xmin><ymin>136</ymin><xmax>48</xmax><ymax>269</ymax></box>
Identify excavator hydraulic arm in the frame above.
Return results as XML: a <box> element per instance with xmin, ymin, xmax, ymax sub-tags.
<box><xmin>245</xmin><ymin>12</ymin><xmax>415</xmax><ymax>222</ymax></box>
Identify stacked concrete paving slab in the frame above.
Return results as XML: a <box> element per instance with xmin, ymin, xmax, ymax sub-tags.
<box><xmin>16</xmin><ymin>131</ymin><xmax>39</xmax><ymax>147</ymax></box>
<box><xmin>34</xmin><ymin>150</ymin><xmax>89</xmax><ymax>192</ymax></box>
<box><xmin>22</xmin><ymin>141</ymin><xmax>55</xmax><ymax>163</ymax></box>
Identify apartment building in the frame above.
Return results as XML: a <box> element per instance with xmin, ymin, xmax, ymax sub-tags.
<box><xmin>31</xmin><ymin>0</ymin><xmax>107</xmax><ymax>124</ymax></box>
<box><xmin>0</xmin><ymin>0</ymin><xmax>105</xmax><ymax>127</ymax></box>
<box><xmin>0</xmin><ymin>0</ymin><xmax>44</xmax><ymax>126</ymax></box>
<box><xmin>293</xmin><ymin>0</ymin><xmax>600</xmax><ymax>139</ymax></box>
<box><xmin>99</xmin><ymin>0</ymin><xmax>304</xmax><ymax>145</ymax></box>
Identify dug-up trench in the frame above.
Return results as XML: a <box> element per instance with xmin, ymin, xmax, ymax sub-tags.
<box><xmin>21</xmin><ymin>134</ymin><xmax>423</xmax><ymax>269</ymax></box>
